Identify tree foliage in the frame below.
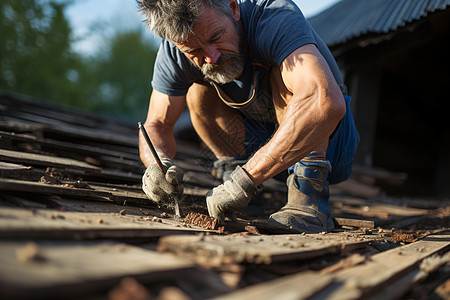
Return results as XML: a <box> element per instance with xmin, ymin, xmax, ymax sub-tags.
<box><xmin>84</xmin><ymin>30</ymin><xmax>157</xmax><ymax>121</ymax></box>
<box><xmin>0</xmin><ymin>0</ymin><xmax>158</xmax><ymax>121</ymax></box>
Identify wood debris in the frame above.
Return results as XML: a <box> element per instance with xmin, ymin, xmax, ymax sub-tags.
<box><xmin>184</xmin><ymin>211</ymin><xmax>219</xmax><ymax>230</ymax></box>
<box><xmin>0</xmin><ymin>91</ymin><xmax>449</xmax><ymax>299</ymax></box>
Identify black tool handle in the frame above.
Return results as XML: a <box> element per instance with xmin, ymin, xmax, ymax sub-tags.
<box><xmin>138</xmin><ymin>122</ymin><xmax>166</xmax><ymax>173</ymax></box>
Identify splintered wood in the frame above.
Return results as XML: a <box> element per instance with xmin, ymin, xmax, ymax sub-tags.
<box><xmin>184</xmin><ymin>211</ymin><xmax>218</xmax><ymax>230</ymax></box>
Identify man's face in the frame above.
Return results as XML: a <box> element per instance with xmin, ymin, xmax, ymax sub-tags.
<box><xmin>172</xmin><ymin>4</ymin><xmax>245</xmax><ymax>84</ymax></box>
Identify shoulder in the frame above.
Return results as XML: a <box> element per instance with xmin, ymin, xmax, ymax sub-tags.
<box><xmin>239</xmin><ymin>0</ymin><xmax>317</xmax><ymax>66</ymax></box>
<box><xmin>156</xmin><ymin>40</ymin><xmax>191</xmax><ymax>69</ymax></box>
<box><xmin>152</xmin><ymin>40</ymin><xmax>203</xmax><ymax>96</ymax></box>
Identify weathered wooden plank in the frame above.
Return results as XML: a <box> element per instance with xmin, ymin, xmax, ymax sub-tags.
<box><xmin>0</xmin><ymin>119</ymin><xmax>46</xmax><ymax>133</ymax></box>
<box><xmin>315</xmin><ymin>232</ymin><xmax>450</xmax><ymax>299</ymax></box>
<box><xmin>0</xmin><ymin>206</ymin><xmax>209</xmax><ymax>240</ymax></box>
<box><xmin>0</xmin><ymin>178</ymin><xmax>150</xmax><ymax>204</ymax></box>
<box><xmin>211</xmin><ymin>233</ymin><xmax>450</xmax><ymax>300</ymax></box>
<box><xmin>158</xmin><ymin>232</ymin><xmax>374</xmax><ymax>266</ymax></box>
<box><xmin>0</xmin><ymin>241</ymin><xmax>196</xmax><ymax>299</ymax></box>
<box><xmin>84</xmin><ymin>168</ymin><xmax>142</xmax><ymax>183</ymax></box>
<box><xmin>0</xmin><ymin>178</ymin><xmax>112</xmax><ymax>200</ymax></box>
<box><xmin>0</xmin><ymin>162</ymin><xmax>36</xmax><ymax>180</ymax></box>
<box><xmin>43</xmin><ymin>124</ymin><xmax>137</xmax><ymax>148</ymax></box>
<box><xmin>335</xmin><ymin>217</ymin><xmax>377</xmax><ymax>229</ymax></box>
<box><xmin>331</xmin><ymin>195</ymin><xmax>429</xmax><ymax>219</ymax></box>
<box><xmin>2</xmin><ymin>110</ymin><xmax>137</xmax><ymax>147</ymax></box>
<box><xmin>365</xmin><ymin>252</ymin><xmax>450</xmax><ymax>300</ymax></box>
<box><xmin>0</xmin><ymin>162</ymin><xmax>31</xmax><ymax>171</ymax></box>
<box><xmin>213</xmin><ymin>271</ymin><xmax>334</xmax><ymax>300</ymax></box>
<box><xmin>0</xmin><ymin>130</ymin><xmax>140</xmax><ymax>161</ymax></box>
<box><xmin>0</xmin><ymin>149</ymin><xmax>101</xmax><ymax>172</ymax></box>
<box><xmin>1</xmin><ymin>91</ymin><xmax>135</xmax><ymax>132</ymax></box>
<box><xmin>0</xmin><ymin>177</ymin><xmax>206</xmax><ymax>208</ymax></box>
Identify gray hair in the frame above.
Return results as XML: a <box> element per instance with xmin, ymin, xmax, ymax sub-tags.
<box><xmin>137</xmin><ymin>0</ymin><xmax>232</xmax><ymax>42</ymax></box>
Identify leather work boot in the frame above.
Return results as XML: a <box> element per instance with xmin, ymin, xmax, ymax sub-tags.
<box><xmin>212</xmin><ymin>157</ymin><xmax>248</xmax><ymax>182</ymax></box>
<box><xmin>268</xmin><ymin>159</ymin><xmax>334</xmax><ymax>234</ymax></box>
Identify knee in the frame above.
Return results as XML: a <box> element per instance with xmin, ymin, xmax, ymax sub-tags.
<box><xmin>186</xmin><ymin>82</ymin><xmax>219</xmax><ymax>117</ymax></box>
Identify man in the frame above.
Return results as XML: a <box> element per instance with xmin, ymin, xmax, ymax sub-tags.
<box><xmin>137</xmin><ymin>0</ymin><xmax>359</xmax><ymax>233</ymax></box>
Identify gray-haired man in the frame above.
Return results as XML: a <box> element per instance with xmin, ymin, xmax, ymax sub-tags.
<box><xmin>138</xmin><ymin>0</ymin><xmax>359</xmax><ymax>233</ymax></box>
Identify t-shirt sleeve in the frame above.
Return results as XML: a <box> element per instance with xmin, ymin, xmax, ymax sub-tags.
<box><xmin>244</xmin><ymin>0</ymin><xmax>318</xmax><ymax>66</ymax></box>
<box><xmin>151</xmin><ymin>40</ymin><xmax>203</xmax><ymax>96</ymax></box>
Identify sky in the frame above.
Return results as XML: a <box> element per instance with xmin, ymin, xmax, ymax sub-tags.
<box><xmin>66</xmin><ymin>0</ymin><xmax>342</xmax><ymax>55</ymax></box>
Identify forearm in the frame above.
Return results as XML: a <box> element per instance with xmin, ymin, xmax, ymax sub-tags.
<box><xmin>139</xmin><ymin>121</ymin><xmax>177</xmax><ymax>168</ymax></box>
<box><xmin>243</xmin><ymin>92</ymin><xmax>345</xmax><ymax>185</ymax></box>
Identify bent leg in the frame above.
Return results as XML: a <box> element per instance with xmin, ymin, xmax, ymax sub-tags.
<box><xmin>186</xmin><ymin>82</ymin><xmax>246</xmax><ymax>159</ymax></box>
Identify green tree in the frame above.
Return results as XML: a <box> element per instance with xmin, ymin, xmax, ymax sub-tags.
<box><xmin>85</xmin><ymin>29</ymin><xmax>158</xmax><ymax>121</ymax></box>
<box><xmin>0</xmin><ymin>0</ymin><xmax>85</xmax><ymax>107</ymax></box>
<box><xmin>0</xmin><ymin>0</ymin><xmax>158</xmax><ymax>121</ymax></box>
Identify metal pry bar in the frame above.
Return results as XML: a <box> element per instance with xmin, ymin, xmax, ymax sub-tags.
<box><xmin>138</xmin><ymin>122</ymin><xmax>181</xmax><ymax>217</ymax></box>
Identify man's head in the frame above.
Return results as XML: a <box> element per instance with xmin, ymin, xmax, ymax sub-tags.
<box><xmin>138</xmin><ymin>0</ymin><xmax>246</xmax><ymax>84</ymax></box>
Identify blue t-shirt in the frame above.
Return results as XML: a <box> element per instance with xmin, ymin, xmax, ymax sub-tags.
<box><xmin>151</xmin><ymin>0</ymin><xmax>343</xmax><ymax>99</ymax></box>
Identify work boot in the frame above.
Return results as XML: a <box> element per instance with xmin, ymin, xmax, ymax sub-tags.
<box><xmin>268</xmin><ymin>159</ymin><xmax>334</xmax><ymax>234</ymax></box>
<box><xmin>212</xmin><ymin>157</ymin><xmax>248</xmax><ymax>182</ymax></box>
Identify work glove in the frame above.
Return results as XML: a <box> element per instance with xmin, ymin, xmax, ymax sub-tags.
<box><xmin>142</xmin><ymin>158</ymin><xmax>184</xmax><ymax>203</ymax></box>
<box><xmin>206</xmin><ymin>165</ymin><xmax>260</xmax><ymax>222</ymax></box>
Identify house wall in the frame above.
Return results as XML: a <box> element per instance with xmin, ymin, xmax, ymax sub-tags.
<box><xmin>335</xmin><ymin>9</ymin><xmax>450</xmax><ymax>197</ymax></box>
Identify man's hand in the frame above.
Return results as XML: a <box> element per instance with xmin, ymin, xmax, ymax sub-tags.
<box><xmin>206</xmin><ymin>166</ymin><xmax>259</xmax><ymax>222</ymax></box>
<box><xmin>142</xmin><ymin>158</ymin><xmax>184</xmax><ymax>203</ymax></box>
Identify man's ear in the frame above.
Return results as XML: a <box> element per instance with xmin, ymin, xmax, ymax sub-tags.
<box><xmin>228</xmin><ymin>0</ymin><xmax>240</xmax><ymax>21</ymax></box>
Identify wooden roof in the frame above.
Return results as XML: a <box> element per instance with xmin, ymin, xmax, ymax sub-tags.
<box><xmin>0</xmin><ymin>90</ymin><xmax>449</xmax><ymax>299</ymax></box>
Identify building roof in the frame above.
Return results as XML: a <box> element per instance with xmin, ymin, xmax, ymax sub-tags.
<box><xmin>1</xmin><ymin>92</ymin><xmax>450</xmax><ymax>298</ymax></box>
<box><xmin>309</xmin><ymin>0</ymin><xmax>450</xmax><ymax>47</ymax></box>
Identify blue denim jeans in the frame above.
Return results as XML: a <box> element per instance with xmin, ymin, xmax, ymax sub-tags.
<box><xmin>242</xmin><ymin>94</ymin><xmax>360</xmax><ymax>184</ymax></box>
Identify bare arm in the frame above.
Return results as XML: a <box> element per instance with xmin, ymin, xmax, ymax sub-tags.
<box><xmin>139</xmin><ymin>89</ymin><xmax>186</xmax><ymax>167</ymax></box>
<box><xmin>243</xmin><ymin>44</ymin><xmax>346</xmax><ymax>185</ymax></box>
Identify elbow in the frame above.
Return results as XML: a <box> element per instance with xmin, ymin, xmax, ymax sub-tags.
<box><xmin>322</xmin><ymin>90</ymin><xmax>346</xmax><ymax>128</ymax></box>
<box><xmin>333</xmin><ymin>93</ymin><xmax>346</xmax><ymax>122</ymax></box>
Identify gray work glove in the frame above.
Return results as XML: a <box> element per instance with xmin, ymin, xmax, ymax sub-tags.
<box><xmin>206</xmin><ymin>165</ymin><xmax>259</xmax><ymax>222</ymax></box>
<box><xmin>142</xmin><ymin>158</ymin><xmax>184</xmax><ymax>203</ymax></box>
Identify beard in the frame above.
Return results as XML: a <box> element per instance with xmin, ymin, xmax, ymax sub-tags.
<box><xmin>200</xmin><ymin>51</ymin><xmax>245</xmax><ymax>84</ymax></box>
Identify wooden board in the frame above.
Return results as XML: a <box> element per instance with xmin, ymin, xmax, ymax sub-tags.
<box><xmin>213</xmin><ymin>271</ymin><xmax>334</xmax><ymax>300</ymax></box>
<box><xmin>0</xmin><ymin>149</ymin><xmax>101</xmax><ymax>172</ymax></box>
<box><xmin>0</xmin><ymin>206</ymin><xmax>209</xmax><ymax>240</ymax></box>
<box><xmin>318</xmin><ymin>232</ymin><xmax>450</xmax><ymax>299</ymax></box>
<box><xmin>335</xmin><ymin>217</ymin><xmax>377</xmax><ymax>228</ymax></box>
<box><xmin>0</xmin><ymin>130</ymin><xmax>140</xmax><ymax>161</ymax></box>
<box><xmin>0</xmin><ymin>178</ymin><xmax>150</xmax><ymax>203</ymax></box>
<box><xmin>158</xmin><ymin>232</ymin><xmax>374</xmax><ymax>266</ymax></box>
<box><xmin>211</xmin><ymin>233</ymin><xmax>450</xmax><ymax>300</ymax></box>
<box><xmin>331</xmin><ymin>195</ymin><xmax>429</xmax><ymax>219</ymax></box>
<box><xmin>0</xmin><ymin>178</ymin><xmax>112</xmax><ymax>200</ymax></box>
<box><xmin>0</xmin><ymin>241</ymin><xmax>195</xmax><ymax>298</ymax></box>
<box><xmin>0</xmin><ymin>162</ymin><xmax>31</xmax><ymax>171</ymax></box>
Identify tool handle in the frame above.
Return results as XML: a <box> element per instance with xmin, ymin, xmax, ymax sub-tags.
<box><xmin>138</xmin><ymin>122</ymin><xmax>166</xmax><ymax>174</ymax></box>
